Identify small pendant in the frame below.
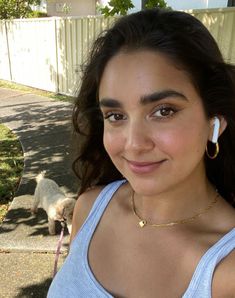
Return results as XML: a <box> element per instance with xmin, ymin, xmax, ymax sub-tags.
<box><xmin>139</xmin><ymin>220</ymin><xmax>147</xmax><ymax>228</ymax></box>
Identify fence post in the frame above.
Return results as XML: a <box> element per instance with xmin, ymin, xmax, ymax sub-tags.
<box><xmin>4</xmin><ymin>20</ymin><xmax>12</xmax><ymax>81</ymax></box>
<box><xmin>54</xmin><ymin>18</ymin><xmax>59</xmax><ymax>93</ymax></box>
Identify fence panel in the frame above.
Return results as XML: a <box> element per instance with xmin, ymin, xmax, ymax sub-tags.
<box><xmin>192</xmin><ymin>7</ymin><xmax>235</xmax><ymax>64</ymax></box>
<box><xmin>56</xmin><ymin>16</ymin><xmax>116</xmax><ymax>96</ymax></box>
<box><xmin>0</xmin><ymin>9</ymin><xmax>234</xmax><ymax>96</ymax></box>
<box><xmin>5</xmin><ymin>18</ymin><xmax>58</xmax><ymax>92</ymax></box>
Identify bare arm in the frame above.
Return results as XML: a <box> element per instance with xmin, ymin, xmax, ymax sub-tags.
<box><xmin>212</xmin><ymin>250</ymin><xmax>235</xmax><ymax>297</ymax></box>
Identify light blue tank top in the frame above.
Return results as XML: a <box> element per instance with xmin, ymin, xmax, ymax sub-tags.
<box><xmin>48</xmin><ymin>180</ymin><xmax>235</xmax><ymax>298</ymax></box>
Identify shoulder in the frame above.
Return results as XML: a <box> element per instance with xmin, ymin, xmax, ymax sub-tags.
<box><xmin>69</xmin><ymin>185</ymin><xmax>105</xmax><ymax>244</ymax></box>
<box><xmin>212</xmin><ymin>246</ymin><xmax>235</xmax><ymax>297</ymax></box>
<box><xmin>212</xmin><ymin>201</ymin><xmax>235</xmax><ymax>296</ymax></box>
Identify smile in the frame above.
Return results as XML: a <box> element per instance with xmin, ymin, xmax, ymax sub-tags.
<box><xmin>126</xmin><ymin>159</ymin><xmax>166</xmax><ymax>174</ymax></box>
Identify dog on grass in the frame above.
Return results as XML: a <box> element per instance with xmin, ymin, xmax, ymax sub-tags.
<box><xmin>31</xmin><ymin>171</ymin><xmax>76</xmax><ymax>235</ymax></box>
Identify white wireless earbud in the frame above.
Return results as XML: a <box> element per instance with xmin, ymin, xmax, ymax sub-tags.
<box><xmin>211</xmin><ymin>117</ymin><xmax>220</xmax><ymax>144</ymax></box>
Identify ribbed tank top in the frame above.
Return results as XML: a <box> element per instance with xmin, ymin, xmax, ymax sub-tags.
<box><xmin>47</xmin><ymin>180</ymin><xmax>235</xmax><ymax>298</ymax></box>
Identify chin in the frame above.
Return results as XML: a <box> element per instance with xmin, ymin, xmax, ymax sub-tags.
<box><xmin>126</xmin><ymin>176</ymin><xmax>167</xmax><ymax>197</ymax></box>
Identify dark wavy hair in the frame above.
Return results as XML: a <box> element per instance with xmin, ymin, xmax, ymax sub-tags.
<box><xmin>72</xmin><ymin>8</ymin><xmax>235</xmax><ymax>206</ymax></box>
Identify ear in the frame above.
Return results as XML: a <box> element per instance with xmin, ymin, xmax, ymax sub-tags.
<box><xmin>208</xmin><ymin>116</ymin><xmax>227</xmax><ymax>142</ymax></box>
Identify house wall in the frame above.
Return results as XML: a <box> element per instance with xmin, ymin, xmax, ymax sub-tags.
<box><xmin>31</xmin><ymin>0</ymin><xmax>47</xmax><ymax>12</ymax></box>
<box><xmin>47</xmin><ymin>0</ymin><xmax>96</xmax><ymax>17</ymax></box>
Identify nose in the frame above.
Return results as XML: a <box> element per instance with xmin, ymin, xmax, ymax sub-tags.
<box><xmin>125</xmin><ymin>121</ymin><xmax>154</xmax><ymax>153</ymax></box>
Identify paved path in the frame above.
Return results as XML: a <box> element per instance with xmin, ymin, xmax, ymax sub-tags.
<box><xmin>0</xmin><ymin>88</ymin><xmax>77</xmax><ymax>196</ymax></box>
<box><xmin>0</xmin><ymin>88</ymin><xmax>79</xmax><ymax>297</ymax></box>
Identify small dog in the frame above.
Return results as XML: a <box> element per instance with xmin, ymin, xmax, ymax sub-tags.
<box><xmin>31</xmin><ymin>171</ymin><xmax>76</xmax><ymax>235</ymax></box>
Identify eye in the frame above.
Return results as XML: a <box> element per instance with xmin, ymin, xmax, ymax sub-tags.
<box><xmin>104</xmin><ymin>112</ymin><xmax>127</xmax><ymax>123</ymax></box>
<box><xmin>152</xmin><ymin>106</ymin><xmax>177</xmax><ymax>119</ymax></box>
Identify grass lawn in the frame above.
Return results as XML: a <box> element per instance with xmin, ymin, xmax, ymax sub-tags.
<box><xmin>0</xmin><ymin>79</ymin><xmax>75</xmax><ymax>103</ymax></box>
<box><xmin>0</xmin><ymin>124</ymin><xmax>24</xmax><ymax>223</ymax></box>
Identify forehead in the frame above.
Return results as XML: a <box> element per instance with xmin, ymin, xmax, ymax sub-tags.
<box><xmin>99</xmin><ymin>50</ymin><xmax>196</xmax><ymax>101</ymax></box>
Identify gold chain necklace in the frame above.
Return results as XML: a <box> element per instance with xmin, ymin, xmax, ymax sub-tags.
<box><xmin>131</xmin><ymin>191</ymin><xmax>219</xmax><ymax>228</ymax></box>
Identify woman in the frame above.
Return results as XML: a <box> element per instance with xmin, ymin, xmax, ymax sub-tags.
<box><xmin>48</xmin><ymin>8</ymin><xmax>235</xmax><ymax>297</ymax></box>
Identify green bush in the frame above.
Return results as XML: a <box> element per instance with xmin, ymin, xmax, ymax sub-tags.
<box><xmin>99</xmin><ymin>0</ymin><xmax>134</xmax><ymax>17</ymax></box>
<box><xmin>28</xmin><ymin>11</ymin><xmax>48</xmax><ymax>18</ymax></box>
<box><xmin>0</xmin><ymin>0</ymin><xmax>41</xmax><ymax>19</ymax></box>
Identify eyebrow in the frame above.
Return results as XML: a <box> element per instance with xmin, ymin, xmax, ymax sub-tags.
<box><xmin>99</xmin><ymin>98</ymin><xmax>122</xmax><ymax>108</ymax></box>
<box><xmin>141</xmin><ymin>90</ymin><xmax>187</xmax><ymax>104</ymax></box>
<box><xmin>99</xmin><ymin>89</ymin><xmax>187</xmax><ymax>108</ymax></box>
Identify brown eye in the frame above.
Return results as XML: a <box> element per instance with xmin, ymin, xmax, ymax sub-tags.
<box><xmin>160</xmin><ymin>108</ymin><xmax>174</xmax><ymax>116</ymax></box>
<box><xmin>153</xmin><ymin>106</ymin><xmax>176</xmax><ymax>119</ymax></box>
<box><xmin>104</xmin><ymin>112</ymin><xmax>127</xmax><ymax>122</ymax></box>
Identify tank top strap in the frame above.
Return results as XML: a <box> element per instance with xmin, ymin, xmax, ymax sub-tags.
<box><xmin>183</xmin><ymin>227</ymin><xmax>235</xmax><ymax>297</ymax></box>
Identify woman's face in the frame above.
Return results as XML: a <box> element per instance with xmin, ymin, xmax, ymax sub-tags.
<box><xmin>99</xmin><ymin>50</ymin><xmax>212</xmax><ymax>195</ymax></box>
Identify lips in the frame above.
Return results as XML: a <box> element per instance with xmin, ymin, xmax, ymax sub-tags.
<box><xmin>126</xmin><ymin>159</ymin><xmax>166</xmax><ymax>174</ymax></box>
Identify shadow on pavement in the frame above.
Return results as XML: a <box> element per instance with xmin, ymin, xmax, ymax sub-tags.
<box><xmin>0</xmin><ymin>94</ymin><xmax>79</xmax><ymax>197</ymax></box>
<box><xmin>16</xmin><ymin>278</ymin><xmax>52</xmax><ymax>298</ymax></box>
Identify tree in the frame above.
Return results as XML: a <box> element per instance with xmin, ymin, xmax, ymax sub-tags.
<box><xmin>99</xmin><ymin>0</ymin><xmax>169</xmax><ymax>17</ymax></box>
<box><xmin>0</xmin><ymin>0</ymin><xmax>41</xmax><ymax>19</ymax></box>
<box><xmin>99</xmin><ymin>0</ymin><xmax>134</xmax><ymax>17</ymax></box>
<box><xmin>144</xmin><ymin>0</ymin><xmax>168</xmax><ymax>9</ymax></box>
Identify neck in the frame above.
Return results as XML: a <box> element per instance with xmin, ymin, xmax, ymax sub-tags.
<box><xmin>132</xmin><ymin>173</ymin><xmax>216</xmax><ymax>224</ymax></box>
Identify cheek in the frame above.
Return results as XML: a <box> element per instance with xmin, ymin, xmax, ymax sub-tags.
<box><xmin>155</xmin><ymin>122</ymin><xmax>209</xmax><ymax>159</ymax></box>
<box><xmin>103</xmin><ymin>129</ymin><xmax>124</xmax><ymax>157</ymax></box>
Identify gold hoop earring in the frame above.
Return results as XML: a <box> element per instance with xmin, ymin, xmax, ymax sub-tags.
<box><xmin>206</xmin><ymin>142</ymin><xmax>219</xmax><ymax>159</ymax></box>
